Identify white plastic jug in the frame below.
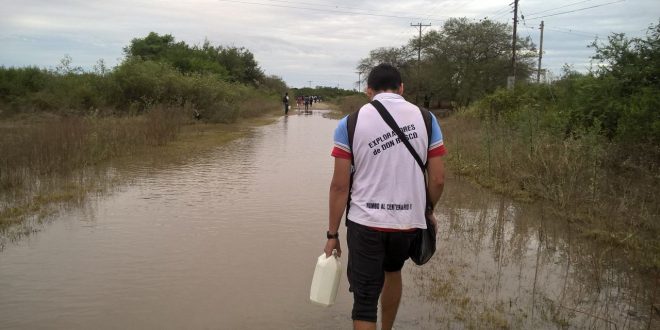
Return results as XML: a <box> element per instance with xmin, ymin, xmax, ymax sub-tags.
<box><xmin>309</xmin><ymin>251</ymin><xmax>342</xmax><ymax>307</ymax></box>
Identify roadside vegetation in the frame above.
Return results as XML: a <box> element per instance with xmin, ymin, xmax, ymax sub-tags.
<box><xmin>348</xmin><ymin>19</ymin><xmax>659</xmax><ymax>272</ymax></box>
<box><xmin>446</xmin><ymin>24</ymin><xmax>659</xmax><ymax>271</ymax></box>
<box><xmin>290</xmin><ymin>86</ymin><xmax>359</xmax><ymax>101</ymax></box>
<box><xmin>0</xmin><ymin>32</ymin><xmax>288</xmax><ymax>230</ymax></box>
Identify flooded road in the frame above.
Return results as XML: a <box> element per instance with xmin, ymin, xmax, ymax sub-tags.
<box><xmin>0</xmin><ymin>110</ymin><xmax>655</xmax><ymax>329</ymax></box>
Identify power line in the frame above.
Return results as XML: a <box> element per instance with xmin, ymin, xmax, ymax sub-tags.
<box><xmin>526</xmin><ymin>0</ymin><xmax>626</xmax><ymax>20</ymax></box>
<box><xmin>520</xmin><ymin>9</ymin><xmax>528</xmax><ymax>27</ymax></box>
<box><xmin>492</xmin><ymin>10</ymin><xmax>513</xmax><ymax>21</ymax></box>
<box><xmin>552</xmin><ymin>26</ymin><xmax>599</xmax><ymax>36</ymax></box>
<box><xmin>519</xmin><ymin>25</ymin><xmax>599</xmax><ymax>38</ymax></box>
<box><xmin>425</xmin><ymin>0</ymin><xmax>459</xmax><ymax>21</ymax></box>
<box><xmin>216</xmin><ymin>0</ymin><xmax>448</xmax><ymax>22</ymax></box>
<box><xmin>491</xmin><ymin>2</ymin><xmax>514</xmax><ymax>21</ymax></box>
<box><xmin>490</xmin><ymin>4</ymin><xmax>513</xmax><ymax>17</ymax></box>
<box><xmin>526</xmin><ymin>0</ymin><xmax>598</xmax><ymax>16</ymax></box>
<box><xmin>439</xmin><ymin>0</ymin><xmax>480</xmax><ymax>14</ymax></box>
<box><xmin>262</xmin><ymin>0</ymin><xmax>371</xmax><ymax>12</ymax></box>
<box><xmin>547</xmin><ymin>28</ymin><xmax>598</xmax><ymax>38</ymax></box>
<box><xmin>264</xmin><ymin>0</ymin><xmax>450</xmax><ymax>20</ymax></box>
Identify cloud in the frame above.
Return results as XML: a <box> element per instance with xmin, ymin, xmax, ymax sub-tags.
<box><xmin>1</xmin><ymin>0</ymin><xmax>657</xmax><ymax>89</ymax></box>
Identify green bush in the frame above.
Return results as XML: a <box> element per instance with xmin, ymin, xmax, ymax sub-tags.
<box><xmin>616</xmin><ymin>86</ymin><xmax>660</xmax><ymax>145</ymax></box>
<box><xmin>0</xmin><ymin>33</ymin><xmax>287</xmax><ymax>120</ymax></box>
<box><xmin>444</xmin><ymin>23</ymin><xmax>660</xmax><ymax>270</ymax></box>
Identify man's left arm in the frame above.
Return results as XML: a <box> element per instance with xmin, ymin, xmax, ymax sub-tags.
<box><xmin>426</xmin><ymin>113</ymin><xmax>447</xmax><ymax>231</ymax></box>
<box><xmin>427</xmin><ymin>156</ymin><xmax>445</xmax><ymax>206</ymax></box>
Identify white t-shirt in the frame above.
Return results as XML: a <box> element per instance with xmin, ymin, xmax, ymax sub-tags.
<box><xmin>331</xmin><ymin>93</ymin><xmax>446</xmax><ymax>230</ymax></box>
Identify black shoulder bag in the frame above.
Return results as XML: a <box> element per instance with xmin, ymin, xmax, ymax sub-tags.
<box><xmin>370</xmin><ymin>100</ymin><xmax>437</xmax><ymax>266</ymax></box>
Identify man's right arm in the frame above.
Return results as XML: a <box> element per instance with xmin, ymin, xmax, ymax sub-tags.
<box><xmin>325</xmin><ymin>116</ymin><xmax>351</xmax><ymax>257</ymax></box>
<box><xmin>325</xmin><ymin>157</ymin><xmax>351</xmax><ymax>257</ymax></box>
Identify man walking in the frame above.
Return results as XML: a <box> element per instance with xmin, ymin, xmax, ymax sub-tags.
<box><xmin>283</xmin><ymin>92</ymin><xmax>290</xmax><ymax>115</ymax></box>
<box><xmin>324</xmin><ymin>64</ymin><xmax>446</xmax><ymax>330</ymax></box>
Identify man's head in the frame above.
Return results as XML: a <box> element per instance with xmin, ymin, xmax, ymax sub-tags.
<box><xmin>366</xmin><ymin>63</ymin><xmax>404</xmax><ymax>98</ymax></box>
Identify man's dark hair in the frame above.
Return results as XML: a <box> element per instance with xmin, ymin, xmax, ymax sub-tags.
<box><xmin>367</xmin><ymin>63</ymin><xmax>402</xmax><ymax>91</ymax></box>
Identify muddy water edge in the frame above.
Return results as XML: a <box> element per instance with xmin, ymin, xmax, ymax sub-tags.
<box><xmin>0</xmin><ymin>110</ymin><xmax>656</xmax><ymax>329</ymax></box>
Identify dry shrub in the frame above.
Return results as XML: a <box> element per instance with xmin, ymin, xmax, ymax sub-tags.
<box><xmin>142</xmin><ymin>107</ymin><xmax>184</xmax><ymax>146</ymax></box>
<box><xmin>237</xmin><ymin>96</ymin><xmax>279</xmax><ymax>118</ymax></box>
<box><xmin>0</xmin><ymin>109</ymin><xmax>184</xmax><ymax>192</ymax></box>
<box><xmin>336</xmin><ymin>94</ymin><xmax>369</xmax><ymax>114</ymax></box>
<box><xmin>443</xmin><ymin>109</ymin><xmax>660</xmax><ymax>270</ymax></box>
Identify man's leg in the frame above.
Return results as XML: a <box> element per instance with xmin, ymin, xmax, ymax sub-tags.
<box><xmin>347</xmin><ymin>221</ymin><xmax>384</xmax><ymax>330</ymax></box>
<box><xmin>353</xmin><ymin>320</ymin><xmax>376</xmax><ymax>330</ymax></box>
<box><xmin>381</xmin><ymin>271</ymin><xmax>402</xmax><ymax>330</ymax></box>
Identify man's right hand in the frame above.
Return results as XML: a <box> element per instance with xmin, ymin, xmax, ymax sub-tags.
<box><xmin>427</xmin><ymin>213</ymin><xmax>439</xmax><ymax>234</ymax></box>
<box><xmin>324</xmin><ymin>238</ymin><xmax>341</xmax><ymax>258</ymax></box>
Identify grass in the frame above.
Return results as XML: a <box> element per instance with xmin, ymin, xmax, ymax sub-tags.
<box><xmin>439</xmin><ymin>110</ymin><xmax>660</xmax><ymax>272</ymax></box>
<box><xmin>424</xmin><ymin>264</ymin><xmax>517</xmax><ymax>329</ymax></box>
<box><xmin>0</xmin><ymin>105</ymin><xmax>280</xmax><ymax>235</ymax></box>
<box><xmin>334</xmin><ymin>94</ymin><xmax>369</xmax><ymax>115</ymax></box>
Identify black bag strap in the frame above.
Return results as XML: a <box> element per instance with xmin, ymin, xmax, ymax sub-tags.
<box><xmin>370</xmin><ymin>100</ymin><xmax>425</xmax><ymax>169</ymax></box>
<box><xmin>421</xmin><ymin>108</ymin><xmax>432</xmax><ymax>150</ymax></box>
<box><xmin>347</xmin><ymin>110</ymin><xmax>360</xmax><ymax>165</ymax></box>
<box><xmin>344</xmin><ymin>110</ymin><xmax>360</xmax><ymax>222</ymax></box>
<box><xmin>348</xmin><ymin>107</ymin><xmax>431</xmax><ymax>162</ymax></box>
<box><xmin>370</xmin><ymin>100</ymin><xmax>433</xmax><ymax>212</ymax></box>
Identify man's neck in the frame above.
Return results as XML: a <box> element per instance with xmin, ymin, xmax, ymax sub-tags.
<box><xmin>374</xmin><ymin>90</ymin><xmax>399</xmax><ymax>95</ymax></box>
<box><xmin>370</xmin><ymin>90</ymin><xmax>400</xmax><ymax>101</ymax></box>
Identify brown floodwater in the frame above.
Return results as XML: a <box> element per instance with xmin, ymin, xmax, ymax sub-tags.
<box><xmin>0</xmin><ymin>110</ymin><xmax>656</xmax><ymax>329</ymax></box>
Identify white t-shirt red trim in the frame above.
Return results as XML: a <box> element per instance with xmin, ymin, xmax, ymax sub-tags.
<box><xmin>330</xmin><ymin>93</ymin><xmax>446</xmax><ymax>230</ymax></box>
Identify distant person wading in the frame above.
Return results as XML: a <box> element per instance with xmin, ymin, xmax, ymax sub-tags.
<box><xmin>283</xmin><ymin>92</ymin><xmax>290</xmax><ymax>115</ymax></box>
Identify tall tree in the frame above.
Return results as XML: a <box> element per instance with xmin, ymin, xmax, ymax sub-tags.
<box><xmin>357</xmin><ymin>18</ymin><xmax>536</xmax><ymax>107</ymax></box>
<box><xmin>123</xmin><ymin>32</ymin><xmax>265</xmax><ymax>86</ymax></box>
<box><xmin>356</xmin><ymin>46</ymin><xmax>414</xmax><ymax>82</ymax></box>
<box><xmin>421</xmin><ymin>18</ymin><xmax>535</xmax><ymax>106</ymax></box>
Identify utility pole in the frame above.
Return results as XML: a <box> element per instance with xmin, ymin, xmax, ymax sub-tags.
<box><xmin>307</xmin><ymin>80</ymin><xmax>312</xmax><ymax>88</ymax></box>
<box><xmin>411</xmin><ymin>22</ymin><xmax>431</xmax><ymax>104</ymax></box>
<box><xmin>355</xmin><ymin>71</ymin><xmax>362</xmax><ymax>92</ymax></box>
<box><xmin>537</xmin><ymin>20</ymin><xmax>544</xmax><ymax>83</ymax></box>
<box><xmin>510</xmin><ymin>0</ymin><xmax>519</xmax><ymax>87</ymax></box>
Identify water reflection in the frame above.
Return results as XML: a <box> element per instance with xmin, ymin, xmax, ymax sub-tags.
<box><xmin>0</xmin><ymin>110</ymin><xmax>654</xmax><ymax>329</ymax></box>
<box><xmin>407</xmin><ymin>177</ymin><xmax>654</xmax><ymax>329</ymax></box>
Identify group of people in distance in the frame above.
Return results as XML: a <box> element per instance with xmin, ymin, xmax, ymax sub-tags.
<box><xmin>297</xmin><ymin>95</ymin><xmax>321</xmax><ymax>111</ymax></box>
<box><xmin>282</xmin><ymin>93</ymin><xmax>322</xmax><ymax>115</ymax></box>
<box><xmin>296</xmin><ymin>95</ymin><xmax>321</xmax><ymax>111</ymax></box>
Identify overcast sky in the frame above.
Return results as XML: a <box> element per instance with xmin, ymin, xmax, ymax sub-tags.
<box><xmin>1</xmin><ymin>0</ymin><xmax>657</xmax><ymax>89</ymax></box>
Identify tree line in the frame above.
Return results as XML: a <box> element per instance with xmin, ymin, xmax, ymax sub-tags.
<box><xmin>357</xmin><ymin>18</ymin><xmax>536</xmax><ymax>108</ymax></box>
<box><xmin>358</xmin><ymin>18</ymin><xmax>659</xmax><ymax>147</ymax></box>
<box><xmin>0</xmin><ymin>32</ymin><xmax>287</xmax><ymax>122</ymax></box>
<box><xmin>359</xmin><ymin>18</ymin><xmax>658</xmax><ymax>266</ymax></box>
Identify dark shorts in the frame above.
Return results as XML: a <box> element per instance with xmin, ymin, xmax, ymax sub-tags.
<box><xmin>346</xmin><ymin>220</ymin><xmax>419</xmax><ymax>322</ymax></box>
